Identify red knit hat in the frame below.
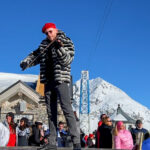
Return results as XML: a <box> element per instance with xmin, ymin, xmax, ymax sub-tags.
<box><xmin>42</xmin><ymin>23</ymin><xmax>56</xmax><ymax>33</ymax></box>
<box><xmin>89</xmin><ymin>134</ymin><xmax>94</xmax><ymax>138</ymax></box>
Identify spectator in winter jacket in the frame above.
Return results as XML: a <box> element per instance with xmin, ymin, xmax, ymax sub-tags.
<box><xmin>29</xmin><ymin>121</ymin><xmax>43</xmax><ymax>146</ymax></box>
<box><xmin>131</xmin><ymin>120</ymin><xmax>149</xmax><ymax>145</ymax></box>
<box><xmin>20</xmin><ymin>23</ymin><xmax>80</xmax><ymax>149</ymax></box>
<box><xmin>82</xmin><ymin>135</ymin><xmax>88</xmax><ymax>147</ymax></box>
<box><xmin>113</xmin><ymin>121</ymin><xmax>133</xmax><ymax>149</ymax></box>
<box><xmin>43</xmin><ymin>125</ymin><xmax>50</xmax><ymax>145</ymax></box>
<box><xmin>87</xmin><ymin>134</ymin><xmax>95</xmax><ymax>148</ymax></box>
<box><xmin>99</xmin><ymin>116</ymin><xmax>113</xmax><ymax>148</ymax></box>
<box><xmin>42</xmin><ymin>124</ymin><xmax>49</xmax><ymax>137</ymax></box>
<box><xmin>57</xmin><ymin>122</ymin><xmax>67</xmax><ymax>147</ymax></box>
<box><xmin>0</xmin><ymin>122</ymin><xmax>9</xmax><ymax>146</ymax></box>
<box><xmin>3</xmin><ymin>112</ymin><xmax>16</xmax><ymax>147</ymax></box>
<box><xmin>16</xmin><ymin>117</ymin><xmax>30</xmax><ymax>146</ymax></box>
<box><xmin>96</xmin><ymin>114</ymin><xmax>107</xmax><ymax>148</ymax></box>
<box><xmin>80</xmin><ymin>130</ymin><xmax>87</xmax><ymax>148</ymax></box>
<box><xmin>42</xmin><ymin>124</ymin><xmax>50</xmax><ymax>145</ymax></box>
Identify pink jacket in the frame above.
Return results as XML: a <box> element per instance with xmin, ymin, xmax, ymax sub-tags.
<box><xmin>114</xmin><ymin>130</ymin><xmax>133</xmax><ymax>149</ymax></box>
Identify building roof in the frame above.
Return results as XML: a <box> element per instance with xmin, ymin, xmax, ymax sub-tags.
<box><xmin>111</xmin><ymin>104</ymin><xmax>135</xmax><ymax>124</ymax></box>
<box><xmin>0</xmin><ymin>80</ymin><xmax>41</xmax><ymax>107</ymax></box>
<box><xmin>0</xmin><ymin>80</ymin><xmax>39</xmax><ymax>95</ymax></box>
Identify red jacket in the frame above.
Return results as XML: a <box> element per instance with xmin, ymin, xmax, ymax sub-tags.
<box><xmin>7</xmin><ymin>125</ymin><xmax>16</xmax><ymax>147</ymax></box>
<box><xmin>96</xmin><ymin>121</ymin><xmax>102</xmax><ymax>148</ymax></box>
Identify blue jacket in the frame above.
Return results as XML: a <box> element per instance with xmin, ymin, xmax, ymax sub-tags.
<box><xmin>142</xmin><ymin>138</ymin><xmax>150</xmax><ymax>150</ymax></box>
<box><xmin>131</xmin><ymin>127</ymin><xmax>149</xmax><ymax>144</ymax></box>
<box><xmin>57</xmin><ymin>129</ymin><xmax>67</xmax><ymax>147</ymax></box>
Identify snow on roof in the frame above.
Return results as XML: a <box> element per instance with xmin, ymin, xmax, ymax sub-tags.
<box><xmin>111</xmin><ymin>113</ymin><xmax>128</xmax><ymax>121</ymax></box>
<box><xmin>0</xmin><ymin>73</ymin><xmax>38</xmax><ymax>92</ymax></box>
<box><xmin>110</xmin><ymin>105</ymin><xmax>135</xmax><ymax>123</ymax></box>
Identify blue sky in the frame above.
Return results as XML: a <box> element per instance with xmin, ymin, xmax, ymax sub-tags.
<box><xmin>0</xmin><ymin>0</ymin><xmax>150</xmax><ymax>108</ymax></box>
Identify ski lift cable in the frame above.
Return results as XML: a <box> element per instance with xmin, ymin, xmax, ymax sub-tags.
<box><xmin>86</xmin><ymin>0</ymin><xmax>114</xmax><ymax>70</ymax></box>
<box><xmin>87</xmin><ymin>0</ymin><xmax>114</xmax><ymax>69</ymax></box>
<box><xmin>95</xmin><ymin>0</ymin><xmax>112</xmax><ymax>46</ymax></box>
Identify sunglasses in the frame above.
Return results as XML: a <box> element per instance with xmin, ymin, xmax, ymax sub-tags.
<box><xmin>107</xmin><ymin>120</ymin><xmax>112</xmax><ymax>122</ymax></box>
<box><xmin>45</xmin><ymin>30</ymin><xmax>53</xmax><ymax>35</ymax></box>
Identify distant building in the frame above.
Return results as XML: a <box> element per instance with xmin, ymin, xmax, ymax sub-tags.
<box><xmin>111</xmin><ymin>104</ymin><xmax>136</xmax><ymax>130</ymax></box>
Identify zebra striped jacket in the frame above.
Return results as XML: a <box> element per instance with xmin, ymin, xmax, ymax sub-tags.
<box><xmin>21</xmin><ymin>30</ymin><xmax>74</xmax><ymax>84</ymax></box>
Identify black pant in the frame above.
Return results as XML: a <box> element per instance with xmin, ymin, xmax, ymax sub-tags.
<box><xmin>44</xmin><ymin>81</ymin><xmax>80</xmax><ymax>145</ymax></box>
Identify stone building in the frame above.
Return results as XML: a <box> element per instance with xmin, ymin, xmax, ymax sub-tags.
<box><xmin>0</xmin><ymin>78</ymin><xmax>69</xmax><ymax>128</ymax></box>
<box><xmin>0</xmin><ymin>80</ymin><xmax>48</xmax><ymax>125</ymax></box>
<box><xmin>0</xmin><ymin>75</ymin><xmax>77</xmax><ymax>132</ymax></box>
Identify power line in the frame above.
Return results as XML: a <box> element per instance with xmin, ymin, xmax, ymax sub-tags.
<box><xmin>86</xmin><ymin>0</ymin><xmax>114</xmax><ymax>70</ymax></box>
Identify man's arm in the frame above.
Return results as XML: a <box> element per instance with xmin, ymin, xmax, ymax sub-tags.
<box><xmin>20</xmin><ymin>39</ymin><xmax>49</xmax><ymax>70</ymax></box>
<box><xmin>55</xmin><ymin>36</ymin><xmax>74</xmax><ymax>66</ymax></box>
<box><xmin>20</xmin><ymin>49</ymin><xmax>41</xmax><ymax>70</ymax></box>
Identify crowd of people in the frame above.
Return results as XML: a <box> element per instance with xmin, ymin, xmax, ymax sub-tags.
<box><xmin>0</xmin><ymin>112</ymin><xmax>54</xmax><ymax>147</ymax></box>
<box><xmin>0</xmin><ymin>112</ymin><xmax>79</xmax><ymax>148</ymax></box>
<box><xmin>80</xmin><ymin>114</ymin><xmax>150</xmax><ymax>150</ymax></box>
<box><xmin>0</xmin><ymin>112</ymin><xmax>150</xmax><ymax>149</ymax></box>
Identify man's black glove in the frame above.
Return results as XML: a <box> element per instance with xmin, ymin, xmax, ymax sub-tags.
<box><xmin>20</xmin><ymin>61</ymin><xmax>28</xmax><ymax>70</ymax></box>
<box><xmin>53</xmin><ymin>40</ymin><xmax>63</xmax><ymax>49</ymax></box>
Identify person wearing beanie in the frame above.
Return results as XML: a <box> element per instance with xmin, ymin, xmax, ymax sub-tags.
<box><xmin>3</xmin><ymin>112</ymin><xmax>16</xmax><ymax>147</ymax></box>
<box><xmin>20</xmin><ymin>23</ymin><xmax>80</xmax><ymax>150</ymax></box>
<box><xmin>87</xmin><ymin>134</ymin><xmax>95</xmax><ymax>148</ymax></box>
<box><xmin>113</xmin><ymin>121</ymin><xmax>133</xmax><ymax>149</ymax></box>
<box><xmin>16</xmin><ymin>117</ymin><xmax>30</xmax><ymax>146</ymax></box>
<box><xmin>131</xmin><ymin>119</ymin><xmax>149</xmax><ymax>146</ymax></box>
<box><xmin>6</xmin><ymin>112</ymin><xmax>14</xmax><ymax>120</ymax></box>
<box><xmin>29</xmin><ymin>120</ymin><xmax>43</xmax><ymax>146</ymax></box>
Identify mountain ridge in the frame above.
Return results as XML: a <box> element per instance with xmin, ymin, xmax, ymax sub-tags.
<box><xmin>73</xmin><ymin>77</ymin><xmax>150</xmax><ymax>133</ymax></box>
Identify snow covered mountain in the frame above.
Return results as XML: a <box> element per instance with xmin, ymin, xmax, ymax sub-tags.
<box><xmin>0</xmin><ymin>72</ymin><xmax>150</xmax><ymax>134</ymax></box>
<box><xmin>73</xmin><ymin>77</ymin><xmax>150</xmax><ymax>133</ymax></box>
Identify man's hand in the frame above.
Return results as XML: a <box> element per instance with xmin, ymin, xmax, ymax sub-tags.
<box><xmin>57</xmin><ymin>40</ymin><xmax>63</xmax><ymax>47</ymax></box>
<box><xmin>20</xmin><ymin>61</ymin><xmax>28</xmax><ymax>70</ymax></box>
<box><xmin>53</xmin><ymin>39</ymin><xmax>63</xmax><ymax>49</ymax></box>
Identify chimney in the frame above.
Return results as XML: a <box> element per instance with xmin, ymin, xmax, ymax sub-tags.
<box><xmin>36</xmin><ymin>75</ymin><xmax>45</xmax><ymax>96</ymax></box>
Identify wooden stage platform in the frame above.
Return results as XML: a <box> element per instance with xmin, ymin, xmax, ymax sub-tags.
<box><xmin>0</xmin><ymin>147</ymin><xmax>122</xmax><ymax>150</ymax></box>
<box><xmin>0</xmin><ymin>146</ymin><xmax>119</xmax><ymax>150</ymax></box>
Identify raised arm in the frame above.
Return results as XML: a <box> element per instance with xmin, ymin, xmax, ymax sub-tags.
<box><xmin>55</xmin><ymin>33</ymin><xmax>75</xmax><ymax>67</ymax></box>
